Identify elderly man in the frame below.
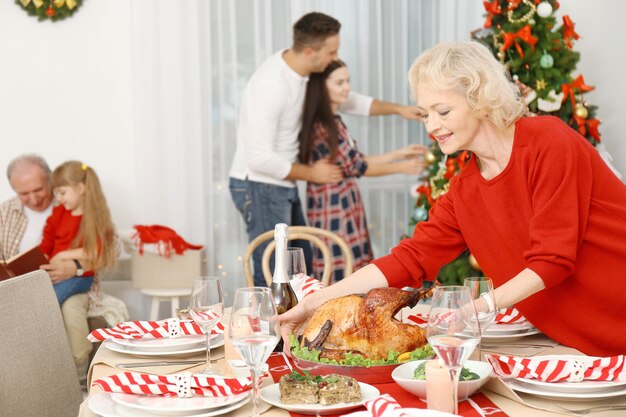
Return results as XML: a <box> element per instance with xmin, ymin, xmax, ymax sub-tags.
<box><xmin>0</xmin><ymin>154</ymin><xmax>92</xmax><ymax>383</ymax></box>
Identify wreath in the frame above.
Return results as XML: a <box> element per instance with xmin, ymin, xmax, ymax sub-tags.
<box><xmin>17</xmin><ymin>0</ymin><xmax>83</xmax><ymax>21</ymax></box>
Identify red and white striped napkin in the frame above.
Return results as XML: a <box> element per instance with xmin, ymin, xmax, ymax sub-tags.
<box><xmin>289</xmin><ymin>274</ymin><xmax>324</xmax><ymax>301</ymax></box>
<box><xmin>494</xmin><ymin>308</ymin><xmax>526</xmax><ymax>324</ymax></box>
<box><xmin>406</xmin><ymin>307</ymin><xmax>527</xmax><ymax>328</ymax></box>
<box><xmin>92</xmin><ymin>371</ymin><xmax>252</xmax><ymax>398</ymax></box>
<box><xmin>341</xmin><ymin>394</ymin><xmax>412</xmax><ymax>417</ymax></box>
<box><xmin>486</xmin><ymin>354</ymin><xmax>626</xmax><ymax>383</ymax></box>
<box><xmin>87</xmin><ymin>319</ymin><xmax>225</xmax><ymax>342</ymax></box>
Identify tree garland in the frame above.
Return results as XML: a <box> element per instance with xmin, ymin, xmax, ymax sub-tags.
<box><xmin>16</xmin><ymin>0</ymin><xmax>82</xmax><ymax>21</ymax></box>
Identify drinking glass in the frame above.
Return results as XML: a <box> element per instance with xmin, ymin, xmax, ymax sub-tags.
<box><xmin>286</xmin><ymin>247</ymin><xmax>307</xmax><ymax>279</ymax></box>
<box><xmin>464</xmin><ymin>277</ymin><xmax>496</xmax><ymax>360</ymax></box>
<box><xmin>189</xmin><ymin>276</ymin><xmax>224</xmax><ymax>375</ymax></box>
<box><xmin>229</xmin><ymin>287</ymin><xmax>280</xmax><ymax>417</ymax></box>
<box><xmin>426</xmin><ymin>286</ymin><xmax>480</xmax><ymax>415</ymax></box>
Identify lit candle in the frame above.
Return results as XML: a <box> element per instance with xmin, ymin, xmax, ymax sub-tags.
<box><xmin>426</xmin><ymin>360</ymin><xmax>454</xmax><ymax>413</ymax></box>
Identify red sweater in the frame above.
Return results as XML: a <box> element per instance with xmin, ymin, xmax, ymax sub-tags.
<box><xmin>373</xmin><ymin>116</ymin><xmax>626</xmax><ymax>356</ymax></box>
<box><xmin>40</xmin><ymin>205</ymin><xmax>94</xmax><ymax>277</ymax></box>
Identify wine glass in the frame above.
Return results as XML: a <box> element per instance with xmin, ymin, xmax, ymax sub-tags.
<box><xmin>286</xmin><ymin>247</ymin><xmax>307</xmax><ymax>279</ymax></box>
<box><xmin>464</xmin><ymin>277</ymin><xmax>496</xmax><ymax>360</ymax></box>
<box><xmin>229</xmin><ymin>287</ymin><xmax>280</xmax><ymax>417</ymax></box>
<box><xmin>189</xmin><ymin>276</ymin><xmax>224</xmax><ymax>375</ymax></box>
<box><xmin>426</xmin><ymin>286</ymin><xmax>480</xmax><ymax>415</ymax></box>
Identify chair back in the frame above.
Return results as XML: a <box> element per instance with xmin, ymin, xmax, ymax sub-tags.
<box><xmin>0</xmin><ymin>270</ymin><xmax>82</xmax><ymax>417</ymax></box>
<box><xmin>243</xmin><ymin>226</ymin><xmax>354</xmax><ymax>287</ymax></box>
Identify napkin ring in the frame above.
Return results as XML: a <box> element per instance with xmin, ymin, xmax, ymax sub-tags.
<box><xmin>168</xmin><ymin>319</ymin><xmax>181</xmax><ymax>338</ymax></box>
<box><xmin>175</xmin><ymin>372</ymin><xmax>193</xmax><ymax>397</ymax></box>
<box><xmin>567</xmin><ymin>359</ymin><xmax>588</xmax><ymax>382</ymax></box>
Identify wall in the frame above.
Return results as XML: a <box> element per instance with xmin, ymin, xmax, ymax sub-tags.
<box><xmin>0</xmin><ymin>1</ymin><xmax>137</xmax><ymax>230</ymax></box>
<box><xmin>563</xmin><ymin>0</ymin><xmax>626</xmax><ymax>177</ymax></box>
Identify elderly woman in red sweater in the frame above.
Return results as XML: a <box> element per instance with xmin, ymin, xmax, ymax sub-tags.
<box><xmin>279</xmin><ymin>41</ymin><xmax>626</xmax><ymax>357</ymax></box>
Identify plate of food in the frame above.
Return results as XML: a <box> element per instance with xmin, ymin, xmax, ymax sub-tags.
<box><xmin>260</xmin><ymin>372</ymin><xmax>380</xmax><ymax>415</ymax></box>
<box><xmin>290</xmin><ymin>288</ymin><xmax>435</xmax><ymax>384</ymax></box>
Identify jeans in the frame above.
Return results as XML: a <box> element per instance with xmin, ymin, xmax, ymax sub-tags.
<box><xmin>53</xmin><ymin>276</ymin><xmax>94</xmax><ymax>305</ymax></box>
<box><xmin>229</xmin><ymin>177</ymin><xmax>312</xmax><ymax>286</ymax></box>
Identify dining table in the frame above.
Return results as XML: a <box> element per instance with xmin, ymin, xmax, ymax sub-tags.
<box><xmin>78</xmin><ymin>303</ymin><xmax>626</xmax><ymax>417</ymax></box>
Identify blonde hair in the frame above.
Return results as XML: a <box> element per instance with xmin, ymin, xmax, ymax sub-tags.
<box><xmin>51</xmin><ymin>161</ymin><xmax>117</xmax><ymax>271</ymax></box>
<box><xmin>408</xmin><ymin>41</ymin><xmax>526</xmax><ymax>129</ymax></box>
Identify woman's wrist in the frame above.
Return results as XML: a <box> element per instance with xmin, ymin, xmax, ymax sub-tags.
<box><xmin>480</xmin><ymin>291</ymin><xmax>497</xmax><ymax>313</ymax></box>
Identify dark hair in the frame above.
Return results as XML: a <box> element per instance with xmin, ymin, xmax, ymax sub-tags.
<box><xmin>298</xmin><ymin>60</ymin><xmax>346</xmax><ymax>163</ymax></box>
<box><xmin>292</xmin><ymin>12</ymin><xmax>341</xmax><ymax>52</ymax></box>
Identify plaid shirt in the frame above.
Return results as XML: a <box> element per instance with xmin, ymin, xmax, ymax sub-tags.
<box><xmin>306</xmin><ymin>118</ymin><xmax>373</xmax><ymax>282</ymax></box>
<box><xmin>0</xmin><ymin>197</ymin><xmax>27</xmax><ymax>260</ymax></box>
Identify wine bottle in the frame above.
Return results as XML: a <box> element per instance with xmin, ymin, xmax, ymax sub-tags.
<box><xmin>270</xmin><ymin>223</ymin><xmax>298</xmax><ymax>352</ymax></box>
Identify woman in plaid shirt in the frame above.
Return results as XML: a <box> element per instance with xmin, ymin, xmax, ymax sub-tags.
<box><xmin>298</xmin><ymin>60</ymin><xmax>427</xmax><ymax>282</ymax></box>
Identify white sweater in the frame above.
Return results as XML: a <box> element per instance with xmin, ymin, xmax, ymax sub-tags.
<box><xmin>229</xmin><ymin>50</ymin><xmax>372</xmax><ymax>188</ymax></box>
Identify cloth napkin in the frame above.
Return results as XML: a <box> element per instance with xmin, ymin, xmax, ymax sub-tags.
<box><xmin>406</xmin><ymin>307</ymin><xmax>527</xmax><ymax>327</ymax></box>
<box><xmin>341</xmin><ymin>394</ymin><xmax>412</xmax><ymax>417</ymax></box>
<box><xmin>87</xmin><ymin>318</ymin><xmax>225</xmax><ymax>342</ymax></box>
<box><xmin>289</xmin><ymin>274</ymin><xmax>324</xmax><ymax>301</ymax></box>
<box><xmin>92</xmin><ymin>371</ymin><xmax>252</xmax><ymax>398</ymax></box>
<box><xmin>486</xmin><ymin>354</ymin><xmax>626</xmax><ymax>383</ymax></box>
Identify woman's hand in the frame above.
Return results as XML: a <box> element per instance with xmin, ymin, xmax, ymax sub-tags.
<box><xmin>278</xmin><ymin>302</ymin><xmax>312</xmax><ymax>354</ymax></box>
<box><xmin>394</xmin><ymin>144</ymin><xmax>428</xmax><ymax>160</ymax></box>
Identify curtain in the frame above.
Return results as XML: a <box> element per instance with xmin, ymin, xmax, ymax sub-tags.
<box><xmin>130</xmin><ymin>0</ymin><xmax>483</xmax><ymax>299</ymax></box>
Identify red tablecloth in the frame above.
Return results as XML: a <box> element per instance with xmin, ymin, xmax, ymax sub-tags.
<box><xmin>266</xmin><ymin>353</ymin><xmax>508</xmax><ymax>417</ymax></box>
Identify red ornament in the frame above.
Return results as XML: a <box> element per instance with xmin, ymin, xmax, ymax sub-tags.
<box><xmin>46</xmin><ymin>6</ymin><xmax>56</xmax><ymax>16</ymax></box>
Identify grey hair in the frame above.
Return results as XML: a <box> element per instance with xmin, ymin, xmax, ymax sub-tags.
<box><xmin>408</xmin><ymin>41</ymin><xmax>526</xmax><ymax>129</ymax></box>
<box><xmin>6</xmin><ymin>153</ymin><xmax>52</xmax><ymax>181</ymax></box>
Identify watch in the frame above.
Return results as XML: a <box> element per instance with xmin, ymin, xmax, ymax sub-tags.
<box><xmin>73</xmin><ymin>259</ymin><xmax>84</xmax><ymax>277</ymax></box>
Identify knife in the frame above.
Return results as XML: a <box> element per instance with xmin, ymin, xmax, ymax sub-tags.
<box><xmin>116</xmin><ymin>360</ymin><xmax>205</xmax><ymax>369</ymax></box>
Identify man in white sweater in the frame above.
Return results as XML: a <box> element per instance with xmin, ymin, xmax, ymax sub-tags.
<box><xmin>229</xmin><ymin>12</ymin><xmax>419</xmax><ymax>286</ymax></box>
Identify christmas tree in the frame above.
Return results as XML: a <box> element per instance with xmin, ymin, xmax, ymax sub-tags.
<box><xmin>410</xmin><ymin>0</ymin><xmax>601</xmax><ymax>285</ymax></box>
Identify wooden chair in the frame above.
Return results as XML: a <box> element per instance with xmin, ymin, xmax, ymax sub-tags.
<box><xmin>243</xmin><ymin>226</ymin><xmax>354</xmax><ymax>287</ymax></box>
<box><xmin>0</xmin><ymin>270</ymin><xmax>82</xmax><ymax>417</ymax></box>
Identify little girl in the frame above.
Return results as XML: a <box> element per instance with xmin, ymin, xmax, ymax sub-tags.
<box><xmin>40</xmin><ymin>161</ymin><xmax>117</xmax><ymax>304</ymax></box>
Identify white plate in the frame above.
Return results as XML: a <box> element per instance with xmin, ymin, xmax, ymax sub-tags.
<box><xmin>103</xmin><ymin>335</ymin><xmax>224</xmax><ymax>357</ymax></box>
<box><xmin>506</xmin><ymin>379</ymin><xmax>626</xmax><ymax>402</ymax></box>
<box><xmin>481</xmin><ymin>327</ymin><xmax>541</xmax><ymax>342</ymax></box>
<box><xmin>260</xmin><ymin>381</ymin><xmax>380</xmax><ymax>415</ymax></box>
<box><xmin>111</xmin><ymin>334</ymin><xmax>210</xmax><ymax>352</ymax></box>
<box><xmin>511</xmin><ymin>355</ymin><xmax>626</xmax><ymax>394</ymax></box>
<box><xmin>484</xmin><ymin>321</ymin><xmax>533</xmax><ymax>334</ymax></box>
<box><xmin>347</xmin><ymin>408</ymin><xmax>456</xmax><ymax>417</ymax></box>
<box><xmin>111</xmin><ymin>390</ymin><xmax>249</xmax><ymax>415</ymax></box>
<box><xmin>89</xmin><ymin>392</ymin><xmax>249</xmax><ymax>417</ymax></box>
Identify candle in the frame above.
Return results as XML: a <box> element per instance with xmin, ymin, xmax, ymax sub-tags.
<box><xmin>426</xmin><ymin>359</ymin><xmax>454</xmax><ymax>413</ymax></box>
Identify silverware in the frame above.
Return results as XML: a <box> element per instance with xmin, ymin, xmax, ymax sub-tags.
<box><xmin>116</xmin><ymin>360</ymin><xmax>205</xmax><ymax>369</ymax></box>
<box><xmin>555</xmin><ymin>404</ymin><xmax>626</xmax><ymax>415</ymax></box>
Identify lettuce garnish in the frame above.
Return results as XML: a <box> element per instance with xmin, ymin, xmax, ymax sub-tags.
<box><xmin>289</xmin><ymin>334</ymin><xmax>434</xmax><ymax>367</ymax></box>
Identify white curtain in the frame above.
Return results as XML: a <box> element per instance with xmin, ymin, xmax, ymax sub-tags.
<box><xmin>129</xmin><ymin>0</ymin><xmax>483</xmax><ymax>298</ymax></box>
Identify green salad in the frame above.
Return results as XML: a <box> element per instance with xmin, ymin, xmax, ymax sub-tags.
<box><xmin>289</xmin><ymin>334</ymin><xmax>434</xmax><ymax>367</ymax></box>
<box><xmin>412</xmin><ymin>361</ymin><xmax>480</xmax><ymax>381</ymax></box>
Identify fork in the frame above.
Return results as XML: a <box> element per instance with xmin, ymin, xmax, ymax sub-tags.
<box><xmin>555</xmin><ymin>404</ymin><xmax>626</xmax><ymax>415</ymax></box>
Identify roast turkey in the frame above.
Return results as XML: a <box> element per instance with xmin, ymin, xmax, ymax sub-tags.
<box><xmin>300</xmin><ymin>287</ymin><xmax>432</xmax><ymax>361</ymax></box>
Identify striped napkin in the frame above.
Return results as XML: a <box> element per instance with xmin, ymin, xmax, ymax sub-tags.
<box><xmin>486</xmin><ymin>354</ymin><xmax>626</xmax><ymax>383</ymax></box>
<box><xmin>92</xmin><ymin>371</ymin><xmax>252</xmax><ymax>398</ymax></box>
<box><xmin>341</xmin><ymin>394</ymin><xmax>411</xmax><ymax>417</ymax></box>
<box><xmin>290</xmin><ymin>274</ymin><xmax>324</xmax><ymax>301</ymax></box>
<box><xmin>87</xmin><ymin>318</ymin><xmax>225</xmax><ymax>342</ymax></box>
<box><xmin>406</xmin><ymin>307</ymin><xmax>526</xmax><ymax>327</ymax></box>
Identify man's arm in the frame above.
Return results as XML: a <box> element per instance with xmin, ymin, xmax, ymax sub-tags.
<box><xmin>285</xmin><ymin>159</ymin><xmax>343</xmax><ymax>184</ymax></box>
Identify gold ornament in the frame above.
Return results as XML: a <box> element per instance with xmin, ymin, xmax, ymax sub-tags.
<box><xmin>424</xmin><ymin>150</ymin><xmax>437</xmax><ymax>164</ymax></box>
<box><xmin>575</xmin><ymin>102</ymin><xmax>589</xmax><ymax>119</ymax></box>
<box><xmin>507</xmin><ymin>0</ymin><xmax>537</xmax><ymax>24</ymax></box>
<box><xmin>468</xmin><ymin>253</ymin><xmax>482</xmax><ymax>271</ymax></box>
<box><xmin>535</xmin><ymin>79</ymin><xmax>547</xmax><ymax>91</ymax></box>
